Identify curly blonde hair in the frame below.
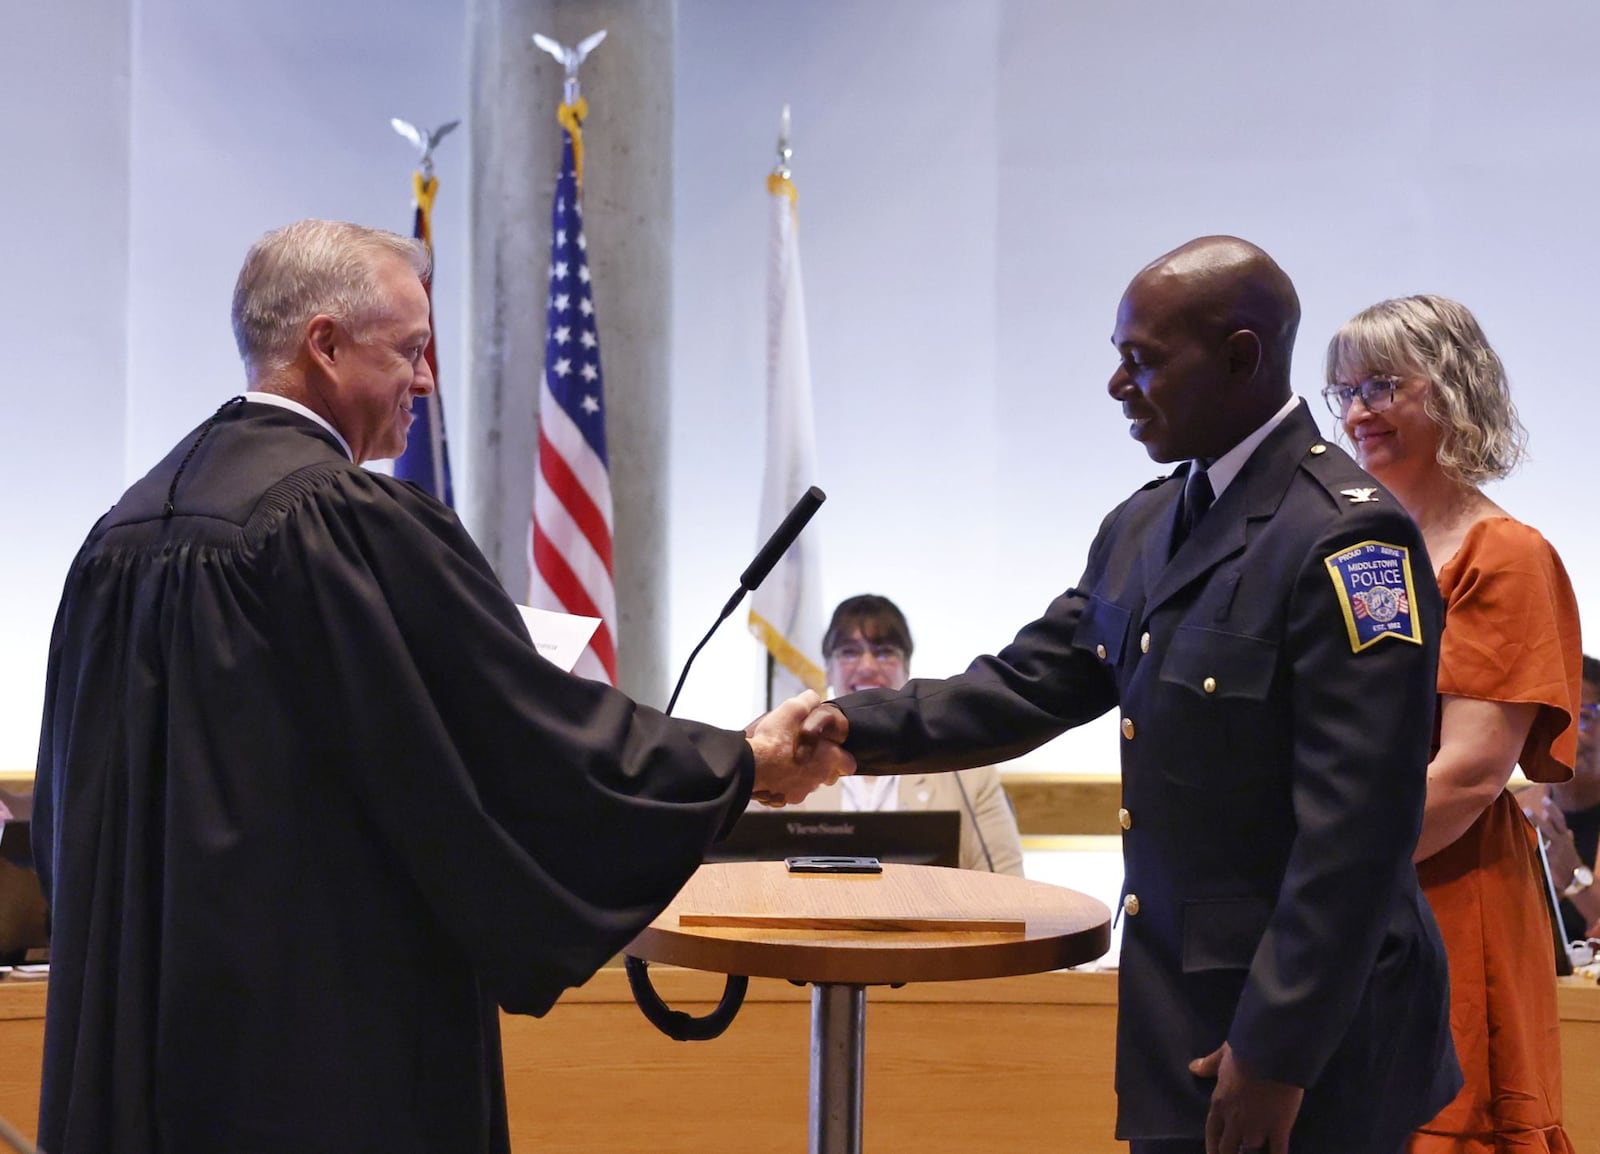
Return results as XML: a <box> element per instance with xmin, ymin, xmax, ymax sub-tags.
<box><xmin>1325</xmin><ymin>294</ymin><xmax>1526</xmax><ymax>485</ymax></box>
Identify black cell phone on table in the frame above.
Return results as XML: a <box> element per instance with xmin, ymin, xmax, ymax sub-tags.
<box><xmin>784</xmin><ymin>855</ymin><xmax>882</xmax><ymax>874</ymax></box>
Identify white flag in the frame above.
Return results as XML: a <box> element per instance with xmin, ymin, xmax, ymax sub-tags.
<box><xmin>748</xmin><ymin>162</ymin><xmax>826</xmax><ymax>702</ymax></box>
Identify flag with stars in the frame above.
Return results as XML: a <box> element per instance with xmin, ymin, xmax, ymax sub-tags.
<box><xmin>748</xmin><ymin>163</ymin><xmax>826</xmax><ymax>701</ymax></box>
<box><xmin>528</xmin><ymin>106</ymin><xmax>617</xmax><ymax>684</ymax></box>
<box><xmin>393</xmin><ymin>170</ymin><xmax>454</xmax><ymax>505</ymax></box>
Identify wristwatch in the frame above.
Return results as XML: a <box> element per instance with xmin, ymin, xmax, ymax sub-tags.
<box><xmin>1564</xmin><ymin>865</ymin><xmax>1595</xmax><ymax>899</ymax></box>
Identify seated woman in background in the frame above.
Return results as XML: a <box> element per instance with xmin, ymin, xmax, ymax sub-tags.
<box><xmin>783</xmin><ymin>594</ymin><xmax>1025</xmax><ymax>876</ymax></box>
<box><xmin>1518</xmin><ymin>653</ymin><xmax>1600</xmax><ymax>946</ymax></box>
<box><xmin>1325</xmin><ymin>295</ymin><xmax>1582</xmax><ymax>1154</ymax></box>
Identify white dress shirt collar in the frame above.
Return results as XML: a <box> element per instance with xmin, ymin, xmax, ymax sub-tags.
<box><xmin>244</xmin><ymin>391</ymin><xmax>353</xmax><ymax>461</ymax></box>
<box><xmin>1198</xmin><ymin>394</ymin><xmax>1301</xmax><ymax>499</ymax></box>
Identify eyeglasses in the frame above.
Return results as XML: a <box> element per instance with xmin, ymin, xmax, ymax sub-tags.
<box><xmin>829</xmin><ymin>643</ymin><xmax>906</xmax><ymax>667</ymax></box>
<box><xmin>1322</xmin><ymin>375</ymin><xmax>1399</xmax><ymax>418</ymax></box>
<box><xmin>1580</xmin><ymin>702</ymin><xmax>1600</xmax><ymax>733</ymax></box>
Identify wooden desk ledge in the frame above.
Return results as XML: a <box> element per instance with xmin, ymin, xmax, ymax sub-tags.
<box><xmin>1001</xmin><ymin>772</ymin><xmax>1122</xmax><ymax>836</ymax></box>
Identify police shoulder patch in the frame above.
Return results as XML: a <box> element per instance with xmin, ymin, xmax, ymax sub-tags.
<box><xmin>1324</xmin><ymin>540</ymin><xmax>1424</xmax><ymax>652</ymax></box>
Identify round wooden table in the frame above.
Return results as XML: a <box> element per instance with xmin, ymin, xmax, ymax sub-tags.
<box><xmin>626</xmin><ymin>861</ymin><xmax>1111</xmax><ymax>1154</ymax></box>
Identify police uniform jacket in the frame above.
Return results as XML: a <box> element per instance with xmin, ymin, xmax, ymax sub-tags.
<box><xmin>836</xmin><ymin>402</ymin><xmax>1461</xmax><ymax>1148</ymax></box>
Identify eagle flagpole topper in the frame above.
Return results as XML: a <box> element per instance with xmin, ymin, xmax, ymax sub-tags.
<box><xmin>532</xmin><ymin>30</ymin><xmax>607</xmax><ymax>106</ymax></box>
<box><xmin>389</xmin><ymin>118</ymin><xmax>460</xmax><ymax>180</ymax></box>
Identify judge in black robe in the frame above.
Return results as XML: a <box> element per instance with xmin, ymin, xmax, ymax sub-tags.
<box><xmin>32</xmin><ymin>220</ymin><xmax>845</xmax><ymax>1154</ymax></box>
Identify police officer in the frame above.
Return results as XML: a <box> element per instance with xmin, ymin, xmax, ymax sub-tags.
<box><xmin>799</xmin><ymin>236</ymin><xmax>1460</xmax><ymax>1154</ymax></box>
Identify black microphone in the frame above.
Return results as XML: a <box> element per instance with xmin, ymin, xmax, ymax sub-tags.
<box><xmin>739</xmin><ymin>485</ymin><xmax>825</xmax><ymax>592</ymax></box>
<box><xmin>665</xmin><ymin>486</ymin><xmax>827</xmax><ymax>716</ymax></box>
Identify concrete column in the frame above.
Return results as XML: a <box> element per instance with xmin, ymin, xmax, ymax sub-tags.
<box><xmin>467</xmin><ymin>0</ymin><xmax>673</xmax><ymax>704</ymax></box>
<box><xmin>465</xmin><ymin>0</ymin><xmax>555</xmax><ymax>587</ymax></box>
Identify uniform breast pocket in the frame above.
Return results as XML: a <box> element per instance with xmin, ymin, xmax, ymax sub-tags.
<box><xmin>1157</xmin><ymin>626</ymin><xmax>1281</xmax><ymax>790</ymax></box>
<box><xmin>1070</xmin><ymin>595</ymin><xmax>1132</xmax><ymax>671</ymax></box>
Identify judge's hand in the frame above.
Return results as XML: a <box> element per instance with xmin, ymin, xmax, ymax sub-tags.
<box><xmin>746</xmin><ymin>691</ymin><xmax>854</xmax><ymax>807</ymax></box>
<box><xmin>1189</xmin><ymin>1042</ymin><xmax>1303</xmax><ymax>1154</ymax></box>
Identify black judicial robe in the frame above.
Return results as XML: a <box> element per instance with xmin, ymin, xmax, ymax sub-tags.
<box><xmin>835</xmin><ymin>404</ymin><xmax>1460</xmax><ymax>1150</ymax></box>
<box><xmin>32</xmin><ymin>402</ymin><xmax>753</xmax><ymax>1154</ymax></box>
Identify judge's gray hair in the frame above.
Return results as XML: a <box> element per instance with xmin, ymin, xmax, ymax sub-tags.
<box><xmin>231</xmin><ymin>219</ymin><xmax>431</xmax><ymax>375</ymax></box>
<box><xmin>1325</xmin><ymin>294</ymin><xmax>1526</xmax><ymax>486</ymax></box>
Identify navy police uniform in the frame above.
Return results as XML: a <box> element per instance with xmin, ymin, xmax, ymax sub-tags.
<box><xmin>836</xmin><ymin>402</ymin><xmax>1460</xmax><ymax>1149</ymax></box>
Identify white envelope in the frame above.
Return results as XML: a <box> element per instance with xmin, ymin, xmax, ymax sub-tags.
<box><xmin>516</xmin><ymin>605</ymin><xmax>601</xmax><ymax>673</ymax></box>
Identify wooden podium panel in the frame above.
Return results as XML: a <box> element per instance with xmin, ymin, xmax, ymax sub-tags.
<box><xmin>502</xmin><ymin>968</ymin><xmax>1600</xmax><ymax>1154</ymax></box>
<box><xmin>5</xmin><ymin>970</ymin><xmax>1599</xmax><ymax>1151</ymax></box>
<box><xmin>501</xmin><ymin>968</ymin><xmax>1123</xmax><ymax>1154</ymax></box>
<box><xmin>0</xmin><ymin>980</ymin><xmax>45</xmax><ymax>1141</ymax></box>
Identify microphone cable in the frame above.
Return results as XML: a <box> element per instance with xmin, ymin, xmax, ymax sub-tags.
<box><xmin>953</xmin><ymin>771</ymin><xmax>996</xmax><ymax>873</ymax></box>
<box><xmin>630</xmin><ymin>486</ymin><xmax>827</xmax><ymax>1042</ymax></box>
<box><xmin>0</xmin><ymin>1113</ymin><xmax>37</xmax><ymax>1154</ymax></box>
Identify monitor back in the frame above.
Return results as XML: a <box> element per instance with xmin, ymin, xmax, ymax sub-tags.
<box><xmin>708</xmin><ymin>809</ymin><xmax>961</xmax><ymax>868</ymax></box>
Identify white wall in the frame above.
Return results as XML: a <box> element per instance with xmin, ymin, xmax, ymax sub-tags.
<box><xmin>668</xmin><ymin>0</ymin><xmax>1600</xmax><ymax>780</ymax></box>
<box><xmin>1</xmin><ymin>0</ymin><xmax>132</xmax><ymax>771</ymax></box>
<box><xmin>670</xmin><ymin>0</ymin><xmax>1009</xmax><ymax>726</ymax></box>
<box><xmin>124</xmin><ymin>0</ymin><xmax>470</xmax><ymax>474</ymax></box>
<box><xmin>0</xmin><ymin>0</ymin><xmax>468</xmax><ymax>770</ymax></box>
<box><xmin>7</xmin><ymin>0</ymin><xmax>1600</xmax><ymax>776</ymax></box>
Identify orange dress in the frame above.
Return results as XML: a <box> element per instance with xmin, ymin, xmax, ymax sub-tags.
<box><xmin>1410</xmin><ymin>517</ymin><xmax>1582</xmax><ymax>1154</ymax></box>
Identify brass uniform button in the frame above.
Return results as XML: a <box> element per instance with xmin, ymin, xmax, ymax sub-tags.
<box><xmin>1310</xmin><ymin>444</ymin><xmax>1327</xmax><ymax>455</ymax></box>
<box><xmin>1121</xmin><ymin>717</ymin><xmax>1135</xmax><ymax>740</ymax></box>
<box><xmin>1123</xmin><ymin>893</ymin><xmax>1140</xmax><ymax>916</ymax></box>
<box><xmin>1118</xmin><ymin>807</ymin><xmax>1133</xmax><ymax>830</ymax></box>
<box><xmin>1095</xmin><ymin>644</ymin><xmax>1107</xmax><ymax>660</ymax></box>
<box><xmin>1203</xmin><ymin>677</ymin><xmax>1217</xmax><ymax>694</ymax></box>
<box><xmin>1140</xmin><ymin>631</ymin><xmax>1151</xmax><ymax>653</ymax></box>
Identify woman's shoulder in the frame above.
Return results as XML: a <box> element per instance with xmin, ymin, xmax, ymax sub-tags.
<box><xmin>1460</xmin><ymin>513</ymin><xmax>1552</xmax><ymax>550</ymax></box>
<box><xmin>1444</xmin><ymin>514</ymin><xmax>1565</xmax><ymax>578</ymax></box>
<box><xmin>1438</xmin><ymin>514</ymin><xmax>1578</xmax><ymax>631</ymax></box>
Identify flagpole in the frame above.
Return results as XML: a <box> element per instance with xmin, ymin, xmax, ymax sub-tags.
<box><xmin>750</xmin><ymin>103</ymin><xmax>827</xmax><ymax>711</ymax></box>
<box><xmin>764</xmin><ymin>107</ymin><xmax>792</xmax><ymax>714</ymax></box>
<box><xmin>389</xmin><ymin>116</ymin><xmax>459</xmax><ymax>504</ymax></box>
<box><xmin>527</xmin><ymin>30</ymin><xmax>621</xmax><ymax>685</ymax></box>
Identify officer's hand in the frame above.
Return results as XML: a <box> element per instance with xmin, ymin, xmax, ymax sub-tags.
<box><xmin>746</xmin><ymin>691</ymin><xmax>854</xmax><ymax>807</ymax></box>
<box><xmin>798</xmin><ymin>701</ymin><xmax>849</xmax><ymax>758</ymax></box>
<box><xmin>1190</xmin><ymin>1042</ymin><xmax>1304</xmax><ymax>1154</ymax></box>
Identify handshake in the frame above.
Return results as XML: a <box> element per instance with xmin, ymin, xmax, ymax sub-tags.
<box><xmin>744</xmin><ymin>691</ymin><xmax>856</xmax><ymax>807</ymax></box>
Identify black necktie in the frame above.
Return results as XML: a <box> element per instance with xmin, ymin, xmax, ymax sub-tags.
<box><xmin>1173</xmin><ymin>464</ymin><xmax>1214</xmax><ymax>554</ymax></box>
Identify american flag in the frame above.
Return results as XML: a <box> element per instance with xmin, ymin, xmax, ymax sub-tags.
<box><xmin>528</xmin><ymin>115</ymin><xmax>617</xmax><ymax>684</ymax></box>
<box><xmin>393</xmin><ymin>170</ymin><xmax>454</xmax><ymax>505</ymax></box>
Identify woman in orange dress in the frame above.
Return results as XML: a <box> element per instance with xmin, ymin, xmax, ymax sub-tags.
<box><xmin>1325</xmin><ymin>295</ymin><xmax>1581</xmax><ymax>1154</ymax></box>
